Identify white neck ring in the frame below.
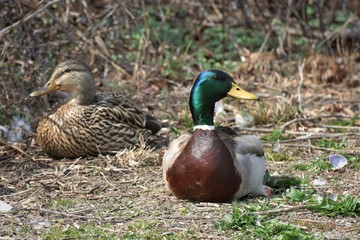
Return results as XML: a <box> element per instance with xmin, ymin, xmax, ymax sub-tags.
<box><xmin>194</xmin><ymin>125</ymin><xmax>215</xmax><ymax>130</ymax></box>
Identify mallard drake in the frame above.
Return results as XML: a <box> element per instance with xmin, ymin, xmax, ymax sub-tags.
<box><xmin>30</xmin><ymin>60</ymin><xmax>161</xmax><ymax>158</ymax></box>
<box><xmin>163</xmin><ymin>69</ymin><xmax>271</xmax><ymax>202</ymax></box>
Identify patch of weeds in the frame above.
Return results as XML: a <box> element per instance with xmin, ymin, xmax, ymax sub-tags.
<box><xmin>293</xmin><ymin>158</ymin><xmax>331</xmax><ymax>172</ymax></box>
<box><xmin>284</xmin><ymin>188</ymin><xmax>314</xmax><ymax>203</ymax></box>
<box><xmin>160</xmin><ymin>47</ymin><xmax>194</xmax><ymax>80</ymax></box>
<box><xmin>346</xmin><ymin>154</ymin><xmax>360</xmax><ymax>170</ymax></box>
<box><xmin>216</xmin><ymin>208</ymin><xmax>264</xmax><ymax>231</ymax></box>
<box><xmin>216</xmin><ymin>205</ymin><xmax>316</xmax><ymax>239</ymax></box>
<box><xmin>183</xmin><ymin>114</ymin><xmax>193</xmax><ymax>131</ymax></box>
<box><xmin>0</xmin><ymin>62</ymin><xmax>7</xmax><ymax>69</ymax></box>
<box><xmin>264</xmin><ymin>171</ymin><xmax>304</xmax><ymax>191</ymax></box>
<box><xmin>127</xmin><ymin>219</ymin><xmax>157</xmax><ymax>231</ymax></box>
<box><xmin>233</xmin><ymin>28</ymin><xmax>266</xmax><ymax>50</ymax></box>
<box><xmin>123</xmin><ymin>220</ymin><xmax>196</xmax><ymax>239</ymax></box>
<box><xmin>265</xmin><ymin>148</ymin><xmax>294</xmax><ymax>162</ymax></box>
<box><xmin>195</xmin><ymin>26</ymin><xmax>267</xmax><ymax>70</ymax></box>
<box><xmin>254</xmin><ymin>101</ymin><xmax>299</xmax><ymax>126</ymax></box>
<box><xmin>19</xmin><ymin>226</ymin><xmax>29</xmax><ymax>234</ymax></box>
<box><xmin>169</xmin><ymin>114</ymin><xmax>193</xmax><ymax>138</ymax></box>
<box><xmin>43</xmin><ymin>224</ymin><xmax>118</xmax><ymax>240</ymax></box>
<box><xmin>170</xmin><ymin>127</ymin><xmax>181</xmax><ymax>136</ymax></box>
<box><xmin>158</xmin><ymin>229</ymin><xmax>197</xmax><ymax>240</ymax></box>
<box><xmin>283</xmin><ymin>189</ymin><xmax>360</xmax><ymax>217</ymax></box>
<box><xmin>253</xmin><ymin>102</ymin><xmax>269</xmax><ymax>125</ymax></box>
<box><xmin>331</xmin><ymin>12</ymin><xmax>356</xmax><ymax>29</ymax></box>
<box><xmin>328</xmin><ymin>117</ymin><xmax>357</xmax><ymax>127</ymax></box>
<box><xmin>315</xmin><ymin>138</ymin><xmax>346</xmax><ymax>150</ymax></box>
<box><xmin>42</xmin><ymin>226</ymin><xmax>63</xmax><ymax>240</ymax></box>
<box><xmin>47</xmin><ymin>198</ymin><xmax>78</xmax><ymax>210</ymax></box>
<box><xmin>275</xmin><ymin>103</ymin><xmax>300</xmax><ymax>124</ymax></box>
<box><xmin>261</xmin><ymin>129</ymin><xmax>286</xmax><ymax>141</ymax></box>
<box><xmin>196</xmin><ymin>47</ymin><xmax>237</xmax><ymax>70</ymax></box>
<box><xmin>292</xmin><ymin>36</ymin><xmax>308</xmax><ymax>58</ymax></box>
<box><xmin>308</xmin><ymin>195</ymin><xmax>360</xmax><ymax>217</ymax></box>
<box><xmin>0</xmin><ymin>104</ymin><xmax>10</xmax><ymax>125</ymax></box>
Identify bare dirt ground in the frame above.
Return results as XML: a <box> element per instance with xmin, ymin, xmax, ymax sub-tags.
<box><xmin>0</xmin><ymin>1</ymin><xmax>359</xmax><ymax>239</ymax></box>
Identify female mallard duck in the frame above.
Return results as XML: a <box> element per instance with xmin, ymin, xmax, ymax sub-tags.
<box><xmin>163</xmin><ymin>69</ymin><xmax>271</xmax><ymax>202</ymax></box>
<box><xmin>30</xmin><ymin>60</ymin><xmax>161</xmax><ymax>158</ymax></box>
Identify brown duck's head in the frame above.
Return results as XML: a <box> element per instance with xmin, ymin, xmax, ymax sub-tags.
<box><xmin>30</xmin><ymin>60</ymin><xmax>96</xmax><ymax>104</ymax></box>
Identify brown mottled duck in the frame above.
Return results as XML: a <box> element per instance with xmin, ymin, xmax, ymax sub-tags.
<box><xmin>30</xmin><ymin>60</ymin><xmax>162</xmax><ymax>158</ymax></box>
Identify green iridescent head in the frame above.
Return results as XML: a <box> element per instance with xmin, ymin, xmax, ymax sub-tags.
<box><xmin>189</xmin><ymin>69</ymin><xmax>258</xmax><ymax>126</ymax></box>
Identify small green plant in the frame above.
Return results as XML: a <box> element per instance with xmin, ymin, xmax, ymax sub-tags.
<box><xmin>127</xmin><ymin>220</ymin><xmax>157</xmax><ymax>231</ymax></box>
<box><xmin>265</xmin><ymin>149</ymin><xmax>294</xmax><ymax>162</ymax></box>
<box><xmin>254</xmin><ymin>101</ymin><xmax>300</xmax><ymax>126</ymax></box>
<box><xmin>19</xmin><ymin>226</ymin><xmax>29</xmax><ymax>234</ymax></box>
<box><xmin>216</xmin><ymin>206</ymin><xmax>316</xmax><ymax>239</ymax></box>
<box><xmin>47</xmin><ymin>198</ymin><xmax>78</xmax><ymax>210</ymax></box>
<box><xmin>346</xmin><ymin>154</ymin><xmax>360</xmax><ymax>170</ymax></box>
<box><xmin>215</xmin><ymin>207</ymin><xmax>266</xmax><ymax>231</ymax></box>
<box><xmin>122</xmin><ymin>220</ymin><xmax>196</xmax><ymax>239</ymax></box>
<box><xmin>170</xmin><ymin>127</ymin><xmax>181</xmax><ymax>135</ymax></box>
<box><xmin>284</xmin><ymin>188</ymin><xmax>314</xmax><ymax>203</ymax></box>
<box><xmin>276</xmin><ymin>103</ymin><xmax>300</xmax><ymax>124</ymax></box>
<box><xmin>315</xmin><ymin>138</ymin><xmax>346</xmax><ymax>150</ymax></box>
<box><xmin>261</xmin><ymin>129</ymin><xmax>286</xmax><ymax>141</ymax></box>
<box><xmin>328</xmin><ymin>117</ymin><xmax>357</xmax><ymax>127</ymax></box>
<box><xmin>293</xmin><ymin>158</ymin><xmax>331</xmax><ymax>172</ymax></box>
<box><xmin>253</xmin><ymin>102</ymin><xmax>270</xmax><ymax>125</ymax></box>
<box><xmin>43</xmin><ymin>224</ymin><xmax>118</xmax><ymax>240</ymax></box>
<box><xmin>308</xmin><ymin>195</ymin><xmax>360</xmax><ymax>217</ymax></box>
<box><xmin>183</xmin><ymin>114</ymin><xmax>193</xmax><ymax>130</ymax></box>
<box><xmin>42</xmin><ymin>226</ymin><xmax>63</xmax><ymax>240</ymax></box>
<box><xmin>264</xmin><ymin>171</ymin><xmax>304</xmax><ymax>191</ymax></box>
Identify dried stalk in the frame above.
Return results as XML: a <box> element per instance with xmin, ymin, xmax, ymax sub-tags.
<box><xmin>253</xmin><ymin>204</ymin><xmax>313</xmax><ymax>215</ymax></box>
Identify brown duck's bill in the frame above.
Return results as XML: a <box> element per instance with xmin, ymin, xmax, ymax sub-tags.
<box><xmin>29</xmin><ymin>81</ymin><xmax>60</xmax><ymax>97</ymax></box>
<box><xmin>227</xmin><ymin>82</ymin><xmax>258</xmax><ymax>100</ymax></box>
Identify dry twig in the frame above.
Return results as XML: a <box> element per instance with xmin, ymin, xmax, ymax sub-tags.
<box><xmin>253</xmin><ymin>204</ymin><xmax>313</xmax><ymax>215</ymax></box>
<box><xmin>297</xmin><ymin>60</ymin><xmax>305</xmax><ymax>113</ymax></box>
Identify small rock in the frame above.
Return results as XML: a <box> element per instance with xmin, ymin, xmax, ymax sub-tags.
<box><xmin>235</xmin><ymin>111</ymin><xmax>254</xmax><ymax>128</ymax></box>
<box><xmin>0</xmin><ymin>200</ymin><xmax>12</xmax><ymax>213</ymax></box>
<box><xmin>329</xmin><ymin>154</ymin><xmax>348</xmax><ymax>170</ymax></box>
<box><xmin>272</xmin><ymin>141</ymin><xmax>284</xmax><ymax>153</ymax></box>
<box><xmin>214</xmin><ymin>101</ymin><xmax>224</xmax><ymax>116</ymax></box>
<box><xmin>312</xmin><ymin>177</ymin><xmax>327</xmax><ymax>186</ymax></box>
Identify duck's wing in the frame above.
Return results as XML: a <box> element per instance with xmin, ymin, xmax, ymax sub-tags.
<box><xmin>95</xmin><ymin>94</ymin><xmax>162</xmax><ymax>134</ymax></box>
<box><xmin>162</xmin><ymin>133</ymin><xmax>192</xmax><ymax>187</ymax></box>
<box><xmin>219</xmin><ymin>132</ymin><xmax>269</xmax><ymax>198</ymax></box>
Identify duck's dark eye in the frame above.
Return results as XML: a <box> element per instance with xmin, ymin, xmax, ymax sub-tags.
<box><xmin>64</xmin><ymin>68</ymin><xmax>71</xmax><ymax>73</ymax></box>
<box><xmin>211</xmin><ymin>75</ymin><xmax>218</xmax><ymax>80</ymax></box>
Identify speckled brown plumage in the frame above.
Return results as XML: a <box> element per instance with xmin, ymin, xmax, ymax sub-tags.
<box><xmin>31</xmin><ymin>60</ymin><xmax>161</xmax><ymax>158</ymax></box>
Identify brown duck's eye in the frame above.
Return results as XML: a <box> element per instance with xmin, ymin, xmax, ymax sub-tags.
<box><xmin>64</xmin><ymin>68</ymin><xmax>71</xmax><ymax>73</ymax></box>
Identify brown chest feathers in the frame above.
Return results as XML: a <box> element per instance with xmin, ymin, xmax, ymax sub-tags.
<box><xmin>166</xmin><ymin>130</ymin><xmax>242</xmax><ymax>202</ymax></box>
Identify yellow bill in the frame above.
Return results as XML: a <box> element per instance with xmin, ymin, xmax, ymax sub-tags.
<box><xmin>227</xmin><ymin>82</ymin><xmax>258</xmax><ymax>100</ymax></box>
<box><xmin>30</xmin><ymin>80</ymin><xmax>60</xmax><ymax>97</ymax></box>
